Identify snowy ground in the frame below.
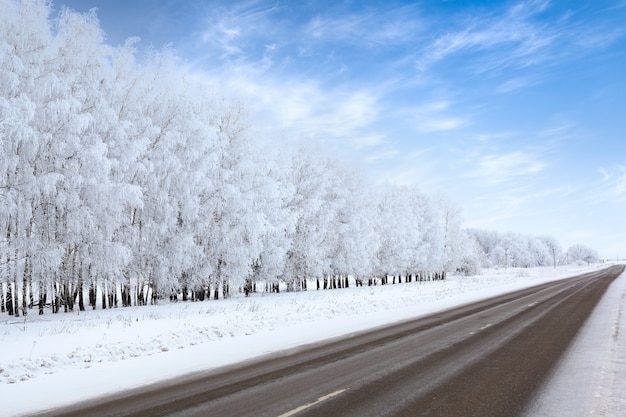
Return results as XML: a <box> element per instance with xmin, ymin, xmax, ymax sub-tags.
<box><xmin>1</xmin><ymin>264</ymin><xmax>621</xmax><ymax>416</ymax></box>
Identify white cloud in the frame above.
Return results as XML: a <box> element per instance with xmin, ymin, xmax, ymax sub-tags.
<box><xmin>475</xmin><ymin>132</ymin><xmax>515</xmax><ymax>142</ymax></box>
<box><xmin>571</xmin><ymin>26</ymin><xmax>624</xmax><ymax>50</ymax></box>
<box><xmin>306</xmin><ymin>14</ymin><xmax>365</xmax><ymax>40</ymax></box>
<box><xmin>415</xmin><ymin>0</ymin><xmax>625</xmax><ymax>76</ymax></box>
<box><xmin>537</xmin><ymin>123</ymin><xmax>573</xmax><ymax>139</ymax></box>
<box><xmin>495</xmin><ymin>77</ymin><xmax>538</xmax><ymax>94</ymax></box>
<box><xmin>614</xmin><ymin>174</ymin><xmax>626</xmax><ymax>196</ymax></box>
<box><xmin>609</xmin><ymin>0</ymin><xmax>626</xmax><ymax>10</ymax></box>
<box><xmin>417</xmin><ymin>117</ymin><xmax>468</xmax><ymax>133</ymax></box>
<box><xmin>201</xmin><ymin>72</ymin><xmax>383</xmax><ymax>155</ymax></box>
<box><xmin>365</xmin><ymin>149</ymin><xmax>399</xmax><ymax>163</ymax></box>
<box><xmin>353</xmin><ymin>134</ymin><xmax>386</xmax><ymax>149</ymax></box>
<box><xmin>599</xmin><ymin>167</ymin><xmax>610</xmax><ymax>182</ymax></box>
<box><xmin>198</xmin><ymin>0</ymin><xmax>280</xmax><ymax>59</ymax></box>
<box><xmin>472</xmin><ymin>151</ymin><xmax>546</xmax><ymax>183</ymax></box>
<box><xmin>599</xmin><ymin>166</ymin><xmax>626</xmax><ymax>199</ymax></box>
<box><xmin>507</xmin><ymin>0</ymin><xmax>551</xmax><ymax>20</ymax></box>
<box><xmin>304</xmin><ymin>5</ymin><xmax>424</xmax><ymax>47</ymax></box>
<box><xmin>401</xmin><ymin>100</ymin><xmax>469</xmax><ymax>133</ymax></box>
<box><xmin>415</xmin><ymin>0</ymin><xmax>556</xmax><ymax>73</ymax></box>
<box><xmin>378</xmin><ymin>160</ymin><xmax>442</xmax><ymax>189</ymax></box>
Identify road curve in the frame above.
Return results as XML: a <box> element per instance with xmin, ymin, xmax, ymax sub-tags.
<box><xmin>33</xmin><ymin>265</ymin><xmax>624</xmax><ymax>417</ymax></box>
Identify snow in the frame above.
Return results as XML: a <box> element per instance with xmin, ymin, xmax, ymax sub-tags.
<box><xmin>0</xmin><ymin>264</ymin><xmax>620</xmax><ymax>416</ymax></box>
<box><xmin>523</xmin><ymin>264</ymin><xmax>626</xmax><ymax>416</ymax></box>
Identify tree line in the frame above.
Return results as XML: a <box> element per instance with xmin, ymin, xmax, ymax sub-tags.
<box><xmin>468</xmin><ymin>229</ymin><xmax>599</xmax><ymax>269</ymax></box>
<box><xmin>0</xmin><ymin>1</ymin><xmax>597</xmax><ymax>316</ymax></box>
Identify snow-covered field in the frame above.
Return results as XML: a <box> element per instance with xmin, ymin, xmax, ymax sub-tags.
<box><xmin>1</xmin><ymin>264</ymin><xmax>622</xmax><ymax>416</ymax></box>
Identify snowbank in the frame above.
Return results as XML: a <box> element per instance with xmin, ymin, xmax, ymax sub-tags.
<box><xmin>0</xmin><ymin>265</ymin><xmax>612</xmax><ymax>416</ymax></box>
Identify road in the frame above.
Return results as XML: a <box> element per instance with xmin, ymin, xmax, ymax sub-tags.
<box><xmin>34</xmin><ymin>265</ymin><xmax>624</xmax><ymax>417</ymax></box>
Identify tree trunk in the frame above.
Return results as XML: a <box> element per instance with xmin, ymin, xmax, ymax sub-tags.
<box><xmin>22</xmin><ymin>257</ymin><xmax>29</xmax><ymax>316</ymax></box>
<box><xmin>38</xmin><ymin>281</ymin><xmax>45</xmax><ymax>315</ymax></box>
<box><xmin>108</xmin><ymin>286</ymin><xmax>115</xmax><ymax>308</ymax></box>
<box><xmin>53</xmin><ymin>281</ymin><xmax>60</xmax><ymax>314</ymax></box>
<box><xmin>223</xmin><ymin>280</ymin><xmax>230</xmax><ymax>298</ymax></box>
<box><xmin>64</xmin><ymin>280</ymin><xmax>73</xmax><ymax>312</ymax></box>
<box><xmin>121</xmin><ymin>273</ymin><xmax>129</xmax><ymax>307</ymax></box>
<box><xmin>6</xmin><ymin>285</ymin><xmax>14</xmax><ymax>316</ymax></box>
<box><xmin>78</xmin><ymin>276</ymin><xmax>85</xmax><ymax>311</ymax></box>
<box><xmin>89</xmin><ymin>280</ymin><xmax>97</xmax><ymax>309</ymax></box>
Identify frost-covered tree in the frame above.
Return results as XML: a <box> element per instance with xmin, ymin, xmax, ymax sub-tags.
<box><xmin>327</xmin><ymin>166</ymin><xmax>378</xmax><ymax>288</ymax></box>
<box><xmin>455</xmin><ymin>233</ymin><xmax>486</xmax><ymax>275</ymax></box>
<box><xmin>248</xmin><ymin>144</ymin><xmax>295</xmax><ymax>294</ymax></box>
<box><xmin>0</xmin><ymin>0</ymin><xmax>56</xmax><ymax>316</ymax></box>
<box><xmin>434</xmin><ymin>196</ymin><xmax>467</xmax><ymax>274</ymax></box>
<box><xmin>566</xmin><ymin>244</ymin><xmax>599</xmax><ymax>265</ymax></box>
<box><xmin>374</xmin><ymin>187</ymin><xmax>416</xmax><ymax>282</ymax></box>
<box><xmin>467</xmin><ymin>229</ymin><xmax>569</xmax><ymax>269</ymax></box>
<box><xmin>283</xmin><ymin>144</ymin><xmax>339</xmax><ymax>291</ymax></box>
<box><xmin>539</xmin><ymin>235</ymin><xmax>562</xmax><ymax>268</ymax></box>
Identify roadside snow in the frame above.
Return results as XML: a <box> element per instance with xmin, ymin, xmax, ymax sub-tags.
<box><xmin>523</xmin><ymin>265</ymin><xmax>626</xmax><ymax>416</ymax></box>
<box><xmin>0</xmin><ymin>265</ymin><xmax>613</xmax><ymax>416</ymax></box>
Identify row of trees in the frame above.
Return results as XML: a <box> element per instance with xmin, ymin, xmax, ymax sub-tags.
<box><xmin>468</xmin><ymin>229</ymin><xmax>599</xmax><ymax>269</ymax></box>
<box><xmin>0</xmin><ymin>0</ymin><xmax>481</xmax><ymax>316</ymax></box>
<box><xmin>0</xmin><ymin>1</ymin><xmax>597</xmax><ymax>316</ymax></box>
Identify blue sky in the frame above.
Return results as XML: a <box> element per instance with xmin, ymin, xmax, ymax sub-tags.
<box><xmin>56</xmin><ymin>0</ymin><xmax>626</xmax><ymax>259</ymax></box>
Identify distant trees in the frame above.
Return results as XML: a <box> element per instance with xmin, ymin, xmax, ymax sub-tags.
<box><xmin>0</xmin><ymin>1</ymin><xmax>601</xmax><ymax>315</ymax></box>
<box><xmin>467</xmin><ymin>229</ymin><xmax>600</xmax><ymax>269</ymax></box>
<box><xmin>566</xmin><ymin>244</ymin><xmax>599</xmax><ymax>265</ymax></box>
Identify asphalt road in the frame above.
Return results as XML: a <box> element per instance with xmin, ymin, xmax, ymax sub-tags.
<box><xmin>34</xmin><ymin>265</ymin><xmax>624</xmax><ymax>417</ymax></box>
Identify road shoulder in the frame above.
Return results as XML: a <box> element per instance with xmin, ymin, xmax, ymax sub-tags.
<box><xmin>523</xmin><ymin>268</ymin><xmax>626</xmax><ymax>416</ymax></box>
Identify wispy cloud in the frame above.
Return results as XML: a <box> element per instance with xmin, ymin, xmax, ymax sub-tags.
<box><xmin>365</xmin><ymin>148</ymin><xmax>399</xmax><ymax>163</ymax></box>
<box><xmin>475</xmin><ymin>132</ymin><xmax>516</xmax><ymax>142</ymax></box>
<box><xmin>495</xmin><ymin>76</ymin><xmax>540</xmax><ymax>94</ymax></box>
<box><xmin>377</xmin><ymin>158</ymin><xmax>442</xmax><ymax>189</ymax></box>
<box><xmin>400</xmin><ymin>100</ymin><xmax>470</xmax><ymax>133</ymax></box>
<box><xmin>603</xmin><ymin>1</ymin><xmax>626</xmax><ymax>11</ymax></box>
<box><xmin>304</xmin><ymin>5</ymin><xmax>423</xmax><ymax>47</ymax></box>
<box><xmin>418</xmin><ymin>117</ymin><xmax>468</xmax><ymax>133</ymax></box>
<box><xmin>416</xmin><ymin>1</ymin><xmax>555</xmax><ymax>73</ymax></box>
<box><xmin>415</xmin><ymin>0</ymin><xmax>624</xmax><ymax>77</ymax></box>
<box><xmin>570</xmin><ymin>25</ymin><xmax>624</xmax><ymax>50</ymax></box>
<box><xmin>352</xmin><ymin>134</ymin><xmax>386</xmax><ymax>149</ymax></box>
<box><xmin>207</xmin><ymin>73</ymin><xmax>383</xmax><ymax>153</ymax></box>
<box><xmin>472</xmin><ymin>151</ymin><xmax>546</xmax><ymax>183</ymax></box>
<box><xmin>599</xmin><ymin>167</ymin><xmax>611</xmax><ymax>182</ymax></box>
<box><xmin>199</xmin><ymin>0</ymin><xmax>280</xmax><ymax>59</ymax></box>
<box><xmin>536</xmin><ymin>123</ymin><xmax>575</xmax><ymax>145</ymax></box>
<box><xmin>598</xmin><ymin>165</ymin><xmax>626</xmax><ymax>201</ymax></box>
<box><xmin>538</xmin><ymin>124</ymin><xmax>572</xmax><ymax>138</ymax></box>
